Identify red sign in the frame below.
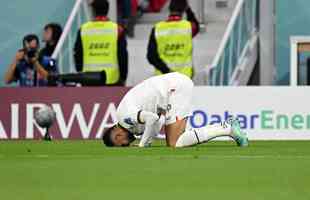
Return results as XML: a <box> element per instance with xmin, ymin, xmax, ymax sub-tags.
<box><xmin>0</xmin><ymin>87</ymin><xmax>129</xmax><ymax>139</ymax></box>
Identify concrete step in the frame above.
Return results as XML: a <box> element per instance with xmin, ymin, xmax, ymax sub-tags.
<box><xmin>138</xmin><ymin>13</ymin><xmax>167</xmax><ymax>24</ymax></box>
<box><xmin>205</xmin><ymin>0</ymin><xmax>238</xmax><ymax>22</ymax></box>
<box><xmin>131</xmin><ymin>24</ymin><xmax>153</xmax><ymax>40</ymax></box>
<box><xmin>125</xmin><ymin>0</ymin><xmax>236</xmax><ymax>86</ymax></box>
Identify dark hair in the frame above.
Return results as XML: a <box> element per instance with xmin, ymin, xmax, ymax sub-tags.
<box><xmin>102</xmin><ymin>126</ymin><xmax>116</xmax><ymax>147</ymax></box>
<box><xmin>44</xmin><ymin>23</ymin><xmax>63</xmax><ymax>44</ymax></box>
<box><xmin>169</xmin><ymin>0</ymin><xmax>188</xmax><ymax>14</ymax></box>
<box><xmin>23</xmin><ymin>34</ymin><xmax>40</xmax><ymax>49</ymax></box>
<box><xmin>91</xmin><ymin>0</ymin><xmax>109</xmax><ymax>16</ymax></box>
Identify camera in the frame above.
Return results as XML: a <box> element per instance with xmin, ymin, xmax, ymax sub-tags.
<box><xmin>47</xmin><ymin>72</ymin><xmax>107</xmax><ymax>86</ymax></box>
<box><xmin>26</xmin><ymin>48</ymin><xmax>37</xmax><ymax>58</ymax></box>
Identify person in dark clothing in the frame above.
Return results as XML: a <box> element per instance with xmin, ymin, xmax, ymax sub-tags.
<box><xmin>146</xmin><ymin>0</ymin><xmax>200</xmax><ymax>78</ymax></box>
<box><xmin>118</xmin><ymin>0</ymin><xmax>135</xmax><ymax>37</ymax></box>
<box><xmin>74</xmin><ymin>0</ymin><xmax>128</xmax><ymax>86</ymax></box>
<box><xmin>39</xmin><ymin>23</ymin><xmax>63</xmax><ymax>60</ymax></box>
<box><xmin>4</xmin><ymin>34</ymin><xmax>57</xmax><ymax>87</ymax></box>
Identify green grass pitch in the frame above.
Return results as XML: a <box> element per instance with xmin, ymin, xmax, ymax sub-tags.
<box><xmin>0</xmin><ymin>140</ymin><xmax>310</xmax><ymax>200</ymax></box>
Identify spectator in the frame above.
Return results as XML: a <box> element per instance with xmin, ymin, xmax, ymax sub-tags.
<box><xmin>138</xmin><ymin>0</ymin><xmax>151</xmax><ymax>13</ymax></box>
<box><xmin>4</xmin><ymin>34</ymin><xmax>57</xmax><ymax>87</ymax></box>
<box><xmin>147</xmin><ymin>0</ymin><xmax>200</xmax><ymax>79</ymax></box>
<box><xmin>74</xmin><ymin>0</ymin><xmax>128</xmax><ymax>86</ymax></box>
<box><xmin>39</xmin><ymin>23</ymin><xmax>63</xmax><ymax>60</ymax></box>
<box><xmin>118</xmin><ymin>0</ymin><xmax>137</xmax><ymax>38</ymax></box>
<box><xmin>118</xmin><ymin>0</ymin><xmax>165</xmax><ymax>38</ymax></box>
<box><xmin>147</xmin><ymin>0</ymin><xmax>167</xmax><ymax>12</ymax></box>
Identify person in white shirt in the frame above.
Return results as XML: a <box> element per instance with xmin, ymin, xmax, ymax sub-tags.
<box><xmin>102</xmin><ymin>72</ymin><xmax>249</xmax><ymax>148</ymax></box>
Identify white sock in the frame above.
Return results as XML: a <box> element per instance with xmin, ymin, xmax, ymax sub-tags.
<box><xmin>175</xmin><ymin>123</ymin><xmax>232</xmax><ymax>148</ymax></box>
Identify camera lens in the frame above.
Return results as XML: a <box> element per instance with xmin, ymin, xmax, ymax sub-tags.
<box><xmin>27</xmin><ymin>49</ymin><xmax>37</xmax><ymax>58</ymax></box>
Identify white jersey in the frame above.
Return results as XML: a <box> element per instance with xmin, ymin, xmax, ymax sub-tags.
<box><xmin>117</xmin><ymin>72</ymin><xmax>194</xmax><ymax>135</ymax></box>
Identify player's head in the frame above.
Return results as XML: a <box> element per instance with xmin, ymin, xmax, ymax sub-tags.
<box><xmin>169</xmin><ymin>0</ymin><xmax>188</xmax><ymax>14</ymax></box>
<box><xmin>91</xmin><ymin>0</ymin><xmax>109</xmax><ymax>17</ymax></box>
<box><xmin>102</xmin><ymin>124</ymin><xmax>136</xmax><ymax>147</ymax></box>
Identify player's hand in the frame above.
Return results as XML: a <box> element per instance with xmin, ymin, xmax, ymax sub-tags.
<box><xmin>138</xmin><ymin>142</ymin><xmax>152</xmax><ymax>148</ymax></box>
<box><xmin>139</xmin><ymin>111</ymin><xmax>160</xmax><ymax>125</ymax></box>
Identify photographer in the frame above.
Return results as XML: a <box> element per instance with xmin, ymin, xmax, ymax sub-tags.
<box><xmin>4</xmin><ymin>34</ymin><xmax>56</xmax><ymax>87</ymax></box>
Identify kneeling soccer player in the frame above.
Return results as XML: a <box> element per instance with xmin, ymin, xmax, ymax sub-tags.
<box><xmin>102</xmin><ymin>72</ymin><xmax>249</xmax><ymax>148</ymax></box>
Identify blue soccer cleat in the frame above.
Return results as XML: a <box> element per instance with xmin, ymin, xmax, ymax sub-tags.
<box><xmin>228</xmin><ymin>118</ymin><xmax>249</xmax><ymax>147</ymax></box>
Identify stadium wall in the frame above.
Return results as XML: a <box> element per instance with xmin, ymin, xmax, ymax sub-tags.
<box><xmin>0</xmin><ymin>0</ymin><xmax>75</xmax><ymax>87</ymax></box>
<box><xmin>0</xmin><ymin>87</ymin><xmax>309</xmax><ymax>140</ymax></box>
<box><xmin>275</xmin><ymin>0</ymin><xmax>310</xmax><ymax>85</ymax></box>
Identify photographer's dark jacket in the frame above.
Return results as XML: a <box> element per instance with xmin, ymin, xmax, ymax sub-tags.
<box><xmin>39</xmin><ymin>43</ymin><xmax>57</xmax><ymax>60</ymax></box>
<box><xmin>13</xmin><ymin>58</ymin><xmax>57</xmax><ymax>87</ymax></box>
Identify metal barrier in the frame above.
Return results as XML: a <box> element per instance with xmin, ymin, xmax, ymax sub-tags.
<box><xmin>207</xmin><ymin>0</ymin><xmax>258</xmax><ymax>85</ymax></box>
<box><xmin>198</xmin><ymin>0</ymin><xmax>207</xmax><ymax>32</ymax></box>
<box><xmin>52</xmin><ymin>0</ymin><xmax>91</xmax><ymax>73</ymax></box>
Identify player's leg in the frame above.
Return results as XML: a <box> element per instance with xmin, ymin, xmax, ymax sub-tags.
<box><xmin>163</xmin><ymin>73</ymin><xmax>248</xmax><ymax>148</ymax></box>
<box><xmin>164</xmin><ymin>73</ymin><xmax>194</xmax><ymax>147</ymax></box>
<box><xmin>175</xmin><ymin>120</ymin><xmax>231</xmax><ymax>147</ymax></box>
<box><xmin>166</xmin><ymin>118</ymin><xmax>234</xmax><ymax>147</ymax></box>
<box><xmin>165</xmin><ymin>118</ymin><xmax>187</xmax><ymax>147</ymax></box>
<box><xmin>175</xmin><ymin>119</ymin><xmax>249</xmax><ymax>148</ymax></box>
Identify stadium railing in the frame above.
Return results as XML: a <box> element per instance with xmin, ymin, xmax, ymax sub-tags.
<box><xmin>52</xmin><ymin>0</ymin><xmax>91</xmax><ymax>74</ymax></box>
<box><xmin>206</xmin><ymin>0</ymin><xmax>258</xmax><ymax>86</ymax></box>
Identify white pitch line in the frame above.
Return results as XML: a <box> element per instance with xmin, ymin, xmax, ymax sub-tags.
<box><xmin>35</xmin><ymin>154</ymin><xmax>49</xmax><ymax>158</ymax></box>
<box><xmin>152</xmin><ymin>155</ymin><xmax>310</xmax><ymax>159</ymax></box>
<box><xmin>15</xmin><ymin>154</ymin><xmax>49</xmax><ymax>158</ymax></box>
<box><xmin>4</xmin><ymin>154</ymin><xmax>310</xmax><ymax>159</ymax></box>
<box><xmin>201</xmin><ymin>155</ymin><xmax>310</xmax><ymax>159</ymax></box>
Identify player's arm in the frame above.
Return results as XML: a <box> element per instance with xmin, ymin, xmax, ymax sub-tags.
<box><xmin>139</xmin><ymin>124</ymin><xmax>156</xmax><ymax>147</ymax></box>
<box><xmin>139</xmin><ymin>116</ymin><xmax>164</xmax><ymax>147</ymax></box>
<box><xmin>138</xmin><ymin>111</ymin><xmax>162</xmax><ymax>147</ymax></box>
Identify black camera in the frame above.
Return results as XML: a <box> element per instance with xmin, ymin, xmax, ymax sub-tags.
<box><xmin>26</xmin><ymin>48</ymin><xmax>37</xmax><ymax>58</ymax></box>
<box><xmin>48</xmin><ymin>72</ymin><xmax>107</xmax><ymax>86</ymax></box>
